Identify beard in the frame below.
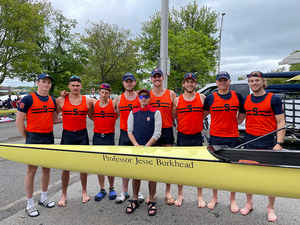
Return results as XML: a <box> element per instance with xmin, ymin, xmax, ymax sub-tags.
<box><xmin>125</xmin><ymin>86</ymin><xmax>135</xmax><ymax>92</ymax></box>
<box><xmin>184</xmin><ymin>87</ymin><xmax>195</xmax><ymax>93</ymax></box>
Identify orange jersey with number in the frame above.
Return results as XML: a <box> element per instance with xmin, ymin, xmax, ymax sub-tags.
<box><xmin>62</xmin><ymin>95</ymin><xmax>88</xmax><ymax>131</ymax></box>
<box><xmin>93</xmin><ymin>99</ymin><xmax>116</xmax><ymax>134</ymax></box>
<box><xmin>244</xmin><ymin>93</ymin><xmax>277</xmax><ymax>136</ymax></box>
<box><xmin>209</xmin><ymin>91</ymin><xmax>240</xmax><ymax>137</ymax></box>
<box><xmin>177</xmin><ymin>93</ymin><xmax>203</xmax><ymax>135</ymax></box>
<box><xmin>26</xmin><ymin>93</ymin><xmax>55</xmax><ymax>133</ymax></box>
<box><xmin>118</xmin><ymin>93</ymin><xmax>140</xmax><ymax>131</ymax></box>
<box><xmin>149</xmin><ymin>89</ymin><xmax>173</xmax><ymax>128</ymax></box>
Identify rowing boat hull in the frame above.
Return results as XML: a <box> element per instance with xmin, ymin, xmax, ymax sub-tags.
<box><xmin>0</xmin><ymin>143</ymin><xmax>299</xmax><ymax>199</ymax></box>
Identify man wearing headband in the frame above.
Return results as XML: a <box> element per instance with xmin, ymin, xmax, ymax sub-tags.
<box><xmin>16</xmin><ymin>73</ymin><xmax>62</xmax><ymax>217</ymax></box>
<box><xmin>172</xmin><ymin>73</ymin><xmax>206</xmax><ymax>207</ymax></box>
<box><xmin>149</xmin><ymin>68</ymin><xmax>176</xmax><ymax>205</ymax></box>
<box><xmin>56</xmin><ymin>75</ymin><xmax>94</xmax><ymax>207</ymax></box>
<box><xmin>203</xmin><ymin>71</ymin><xmax>245</xmax><ymax>212</ymax></box>
<box><xmin>126</xmin><ymin>89</ymin><xmax>162</xmax><ymax>216</ymax></box>
<box><xmin>114</xmin><ymin>73</ymin><xmax>144</xmax><ymax>204</ymax></box>
<box><xmin>89</xmin><ymin>83</ymin><xmax>118</xmax><ymax>202</ymax></box>
<box><xmin>241</xmin><ymin>71</ymin><xmax>285</xmax><ymax>222</ymax></box>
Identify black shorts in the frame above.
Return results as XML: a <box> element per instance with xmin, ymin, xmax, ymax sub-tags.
<box><xmin>26</xmin><ymin>132</ymin><xmax>54</xmax><ymax>144</ymax></box>
<box><xmin>177</xmin><ymin>131</ymin><xmax>203</xmax><ymax>146</ymax></box>
<box><xmin>118</xmin><ymin>129</ymin><xmax>133</xmax><ymax>146</ymax></box>
<box><xmin>61</xmin><ymin>129</ymin><xmax>89</xmax><ymax>145</ymax></box>
<box><xmin>93</xmin><ymin>133</ymin><xmax>115</xmax><ymax>145</ymax></box>
<box><xmin>244</xmin><ymin>132</ymin><xmax>275</xmax><ymax>150</ymax></box>
<box><xmin>209</xmin><ymin>135</ymin><xmax>242</xmax><ymax>148</ymax></box>
<box><xmin>157</xmin><ymin>127</ymin><xmax>174</xmax><ymax>146</ymax></box>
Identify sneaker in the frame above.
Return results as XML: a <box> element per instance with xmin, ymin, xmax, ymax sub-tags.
<box><xmin>138</xmin><ymin>193</ymin><xmax>144</xmax><ymax>204</ymax></box>
<box><xmin>115</xmin><ymin>192</ymin><xmax>130</xmax><ymax>204</ymax></box>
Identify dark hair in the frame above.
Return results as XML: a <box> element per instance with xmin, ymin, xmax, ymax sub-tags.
<box><xmin>68</xmin><ymin>76</ymin><xmax>82</xmax><ymax>84</ymax></box>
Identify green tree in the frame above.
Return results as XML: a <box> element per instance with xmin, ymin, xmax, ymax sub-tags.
<box><xmin>35</xmin><ymin>10</ymin><xmax>88</xmax><ymax>96</ymax></box>
<box><xmin>138</xmin><ymin>1</ymin><xmax>219</xmax><ymax>92</ymax></box>
<box><xmin>289</xmin><ymin>50</ymin><xmax>300</xmax><ymax>73</ymax></box>
<box><xmin>0</xmin><ymin>0</ymin><xmax>45</xmax><ymax>85</ymax></box>
<box><xmin>81</xmin><ymin>20</ymin><xmax>140</xmax><ymax>94</ymax></box>
<box><xmin>266</xmin><ymin>67</ymin><xmax>288</xmax><ymax>84</ymax></box>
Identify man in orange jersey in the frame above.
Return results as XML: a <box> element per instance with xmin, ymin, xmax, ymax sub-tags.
<box><xmin>16</xmin><ymin>73</ymin><xmax>62</xmax><ymax>217</ymax></box>
<box><xmin>56</xmin><ymin>75</ymin><xmax>94</xmax><ymax>207</ymax></box>
<box><xmin>89</xmin><ymin>83</ymin><xmax>118</xmax><ymax>202</ymax></box>
<box><xmin>126</xmin><ymin>89</ymin><xmax>162</xmax><ymax>216</ymax></box>
<box><xmin>240</xmin><ymin>71</ymin><xmax>285</xmax><ymax>222</ymax></box>
<box><xmin>203</xmin><ymin>71</ymin><xmax>245</xmax><ymax>212</ymax></box>
<box><xmin>172</xmin><ymin>73</ymin><xmax>206</xmax><ymax>207</ymax></box>
<box><xmin>149</xmin><ymin>68</ymin><xmax>176</xmax><ymax>205</ymax></box>
<box><xmin>115</xmin><ymin>73</ymin><xmax>144</xmax><ymax>204</ymax></box>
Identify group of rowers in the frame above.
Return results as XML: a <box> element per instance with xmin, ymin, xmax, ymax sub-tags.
<box><xmin>16</xmin><ymin>69</ymin><xmax>285</xmax><ymax>222</ymax></box>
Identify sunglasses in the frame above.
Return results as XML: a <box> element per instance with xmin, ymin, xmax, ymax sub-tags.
<box><xmin>138</xmin><ymin>95</ymin><xmax>150</xmax><ymax>100</ymax></box>
<box><xmin>70</xmin><ymin>75</ymin><xmax>80</xmax><ymax>79</ymax></box>
<box><xmin>100</xmin><ymin>83</ymin><xmax>111</xmax><ymax>90</ymax></box>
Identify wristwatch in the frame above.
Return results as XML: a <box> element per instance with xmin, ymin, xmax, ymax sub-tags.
<box><xmin>276</xmin><ymin>142</ymin><xmax>283</xmax><ymax>146</ymax></box>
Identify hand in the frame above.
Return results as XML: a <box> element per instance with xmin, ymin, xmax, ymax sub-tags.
<box><xmin>60</xmin><ymin>90</ymin><xmax>70</xmax><ymax>97</ymax></box>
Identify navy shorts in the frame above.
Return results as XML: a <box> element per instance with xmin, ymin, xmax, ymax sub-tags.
<box><xmin>209</xmin><ymin>135</ymin><xmax>243</xmax><ymax>148</ymax></box>
<box><xmin>61</xmin><ymin>129</ymin><xmax>89</xmax><ymax>145</ymax></box>
<box><xmin>118</xmin><ymin>129</ymin><xmax>133</xmax><ymax>146</ymax></box>
<box><xmin>93</xmin><ymin>133</ymin><xmax>115</xmax><ymax>145</ymax></box>
<box><xmin>157</xmin><ymin>127</ymin><xmax>174</xmax><ymax>146</ymax></box>
<box><xmin>177</xmin><ymin>131</ymin><xmax>203</xmax><ymax>146</ymax></box>
<box><xmin>26</xmin><ymin>132</ymin><xmax>54</xmax><ymax>144</ymax></box>
<box><xmin>244</xmin><ymin>132</ymin><xmax>276</xmax><ymax>150</ymax></box>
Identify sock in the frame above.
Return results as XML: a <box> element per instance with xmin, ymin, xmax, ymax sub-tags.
<box><xmin>138</xmin><ymin>191</ymin><xmax>142</xmax><ymax>195</ymax></box>
<box><xmin>100</xmin><ymin>189</ymin><xmax>106</xmax><ymax>194</ymax></box>
<box><xmin>109</xmin><ymin>187</ymin><xmax>115</xmax><ymax>192</ymax></box>
<box><xmin>121</xmin><ymin>191</ymin><xmax>126</xmax><ymax>195</ymax></box>
<box><xmin>26</xmin><ymin>198</ymin><xmax>35</xmax><ymax>210</ymax></box>
<box><xmin>41</xmin><ymin>191</ymin><xmax>47</xmax><ymax>202</ymax></box>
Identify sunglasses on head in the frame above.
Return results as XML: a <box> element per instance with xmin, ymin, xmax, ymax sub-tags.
<box><xmin>100</xmin><ymin>83</ymin><xmax>111</xmax><ymax>90</ymax></box>
<box><xmin>70</xmin><ymin>75</ymin><xmax>80</xmax><ymax>79</ymax></box>
<box><xmin>138</xmin><ymin>95</ymin><xmax>150</xmax><ymax>100</ymax></box>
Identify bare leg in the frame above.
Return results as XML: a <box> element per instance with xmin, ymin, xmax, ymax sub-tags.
<box><xmin>148</xmin><ymin>181</ymin><xmax>157</xmax><ymax>215</ymax></box>
<box><xmin>58</xmin><ymin>170</ymin><xmax>69</xmax><ymax>207</ymax></box>
<box><xmin>230</xmin><ymin>192</ymin><xmax>239</xmax><ymax>213</ymax></box>
<box><xmin>126</xmin><ymin>179</ymin><xmax>140</xmax><ymax>213</ymax></box>
<box><xmin>267</xmin><ymin>196</ymin><xmax>277</xmax><ymax>222</ymax></box>
<box><xmin>241</xmin><ymin>194</ymin><xmax>253</xmax><ymax>215</ymax></box>
<box><xmin>108</xmin><ymin>176</ymin><xmax>115</xmax><ymax>189</ymax></box>
<box><xmin>97</xmin><ymin>175</ymin><xmax>105</xmax><ymax>190</ymax></box>
<box><xmin>207</xmin><ymin>189</ymin><xmax>218</xmax><ymax>209</ymax></box>
<box><xmin>80</xmin><ymin>173</ymin><xmax>89</xmax><ymax>203</ymax></box>
<box><xmin>197</xmin><ymin>187</ymin><xmax>206</xmax><ymax>208</ymax></box>
<box><xmin>41</xmin><ymin>167</ymin><xmax>50</xmax><ymax>192</ymax></box>
<box><xmin>175</xmin><ymin>185</ymin><xmax>184</xmax><ymax>207</ymax></box>
<box><xmin>24</xmin><ymin>165</ymin><xmax>38</xmax><ymax>199</ymax></box>
<box><xmin>122</xmin><ymin>178</ymin><xmax>129</xmax><ymax>192</ymax></box>
<box><xmin>165</xmin><ymin>183</ymin><xmax>174</xmax><ymax>205</ymax></box>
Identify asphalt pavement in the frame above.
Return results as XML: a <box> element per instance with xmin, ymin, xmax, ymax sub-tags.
<box><xmin>1</xmin><ymin>119</ymin><xmax>300</xmax><ymax>224</ymax></box>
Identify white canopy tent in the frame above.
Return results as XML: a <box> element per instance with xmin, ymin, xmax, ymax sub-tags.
<box><xmin>278</xmin><ymin>52</ymin><xmax>300</xmax><ymax>65</ymax></box>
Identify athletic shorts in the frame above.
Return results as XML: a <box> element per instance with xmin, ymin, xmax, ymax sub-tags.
<box><xmin>93</xmin><ymin>133</ymin><xmax>115</xmax><ymax>145</ymax></box>
<box><xmin>209</xmin><ymin>135</ymin><xmax>243</xmax><ymax>148</ymax></box>
<box><xmin>26</xmin><ymin>132</ymin><xmax>54</xmax><ymax>144</ymax></box>
<box><xmin>157</xmin><ymin>127</ymin><xmax>174</xmax><ymax>146</ymax></box>
<box><xmin>118</xmin><ymin>129</ymin><xmax>133</xmax><ymax>146</ymax></box>
<box><xmin>61</xmin><ymin>129</ymin><xmax>89</xmax><ymax>145</ymax></box>
<box><xmin>177</xmin><ymin>131</ymin><xmax>203</xmax><ymax>146</ymax></box>
<box><xmin>243</xmin><ymin>132</ymin><xmax>275</xmax><ymax>150</ymax></box>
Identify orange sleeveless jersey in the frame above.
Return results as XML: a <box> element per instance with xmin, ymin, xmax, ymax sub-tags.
<box><xmin>93</xmin><ymin>99</ymin><xmax>116</xmax><ymax>134</ymax></box>
<box><xmin>118</xmin><ymin>93</ymin><xmax>140</xmax><ymax>131</ymax></box>
<box><xmin>149</xmin><ymin>89</ymin><xmax>173</xmax><ymax>128</ymax></box>
<box><xmin>26</xmin><ymin>93</ymin><xmax>55</xmax><ymax>133</ymax></box>
<box><xmin>244</xmin><ymin>93</ymin><xmax>277</xmax><ymax>136</ymax></box>
<box><xmin>210</xmin><ymin>91</ymin><xmax>239</xmax><ymax>137</ymax></box>
<box><xmin>177</xmin><ymin>93</ymin><xmax>203</xmax><ymax>135</ymax></box>
<box><xmin>62</xmin><ymin>95</ymin><xmax>88</xmax><ymax>131</ymax></box>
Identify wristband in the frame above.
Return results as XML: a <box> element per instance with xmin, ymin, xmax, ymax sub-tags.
<box><xmin>276</xmin><ymin>142</ymin><xmax>283</xmax><ymax>146</ymax></box>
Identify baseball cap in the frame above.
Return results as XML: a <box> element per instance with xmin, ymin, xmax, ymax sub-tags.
<box><xmin>183</xmin><ymin>73</ymin><xmax>197</xmax><ymax>82</ymax></box>
<box><xmin>123</xmin><ymin>73</ymin><xmax>136</xmax><ymax>81</ymax></box>
<box><xmin>216</xmin><ymin>71</ymin><xmax>230</xmax><ymax>80</ymax></box>
<box><xmin>151</xmin><ymin>68</ymin><xmax>163</xmax><ymax>77</ymax></box>
<box><xmin>99</xmin><ymin>83</ymin><xmax>111</xmax><ymax>91</ymax></box>
<box><xmin>37</xmin><ymin>73</ymin><xmax>53</xmax><ymax>81</ymax></box>
<box><xmin>249</xmin><ymin>71</ymin><xmax>264</xmax><ymax>78</ymax></box>
<box><xmin>138</xmin><ymin>89</ymin><xmax>150</xmax><ymax>96</ymax></box>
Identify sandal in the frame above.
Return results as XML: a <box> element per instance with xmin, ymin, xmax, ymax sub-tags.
<box><xmin>125</xmin><ymin>200</ymin><xmax>140</xmax><ymax>214</ymax></box>
<box><xmin>165</xmin><ymin>196</ymin><xmax>175</xmax><ymax>205</ymax></box>
<box><xmin>38</xmin><ymin>198</ymin><xmax>55</xmax><ymax>208</ymax></box>
<box><xmin>148</xmin><ymin>201</ymin><xmax>157</xmax><ymax>216</ymax></box>
<box><xmin>146</xmin><ymin>196</ymin><xmax>156</xmax><ymax>205</ymax></box>
<box><xmin>95</xmin><ymin>191</ymin><xmax>106</xmax><ymax>202</ymax></box>
<box><xmin>25</xmin><ymin>206</ymin><xmax>39</xmax><ymax>217</ymax></box>
<box><xmin>109</xmin><ymin>190</ymin><xmax>117</xmax><ymax>200</ymax></box>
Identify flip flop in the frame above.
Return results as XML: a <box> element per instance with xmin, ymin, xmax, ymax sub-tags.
<box><xmin>165</xmin><ymin>196</ymin><xmax>175</xmax><ymax>205</ymax></box>
<box><xmin>38</xmin><ymin>198</ymin><xmax>55</xmax><ymax>208</ymax></box>
<box><xmin>109</xmin><ymin>190</ymin><xmax>117</xmax><ymax>200</ymax></box>
<box><xmin>95</xmin><ymin>191</ymin><xmax>106</xmax><ymax>202</ymax></box>
<box><xmin>125</xmin><ymin>200</ymin><xmax>139</xmax><ymax>214</ymax></box>
<box><xmin>25</xmin><ymin>206</ymin><xmax>39</xmax><ymax>217</ymax></box>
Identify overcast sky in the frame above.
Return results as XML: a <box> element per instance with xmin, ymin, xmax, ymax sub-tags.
<box><xmin>4</xmin><ymin>0</ymin><xmax>299</xmax><ymax>87</ymax></box>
